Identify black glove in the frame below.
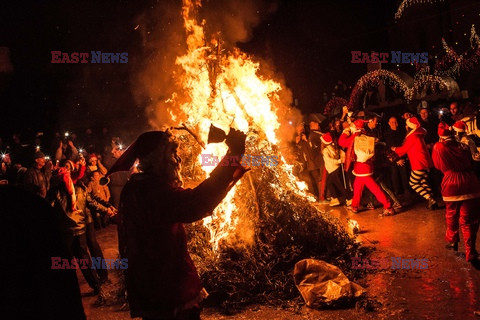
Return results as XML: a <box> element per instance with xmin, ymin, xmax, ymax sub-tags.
<box><xmin>225</xmin><ymin>128</ymin><xmax>246</xmax><ymax>155</ymax></box>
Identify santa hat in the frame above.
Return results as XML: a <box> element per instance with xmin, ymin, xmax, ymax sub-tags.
<box><xmin>63</xmin><ymin>160</ymin><xmax>75</xmax><ymax>170</ymax></box>
<box><xmin>104</xmin><ymin>131</ymin><xmax>170</xmax><ymax>180</ymax></box>
<box><xmin>403</xmin><ymin>112</ymin><xmax>414</xmax><ymax>120</ymax></box>
<box><xmin>438</xmin><ymin>122</ymin><xmax>453</xmax><ymax>139</ymax></box>
<box><xmin>406</xmin><ymin>117</ymin><xmax>420</xmax><ymax>130</ymax></box>
<box><xmin>452</xmin><ymin>121</ymin><xmax>466</xmax><ymax>133</ymax></box>
<box><xmin>321</xmin><ymin>132</ymin><xmax>333</xmax><ymax>144</ymax></box>
<box><xmin>351</xmin><ymin>119</ymin><xmax>367</xmax><ymax>132</ymax></box>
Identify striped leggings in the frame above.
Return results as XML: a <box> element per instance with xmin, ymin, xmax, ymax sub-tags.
<box><xmin>409</xmin><ymin>170</ymin><xmax>433</xmax><ymax>200</ymax></box>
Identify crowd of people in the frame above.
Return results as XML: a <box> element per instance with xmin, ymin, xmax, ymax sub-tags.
<box><xmin>3</xmin><ymin>100</ymin><xmax>480</xmax><ymax>319</ymax></box>
<box><xmin>293</xmin><ymin>100</ymin><xmax>480</xmax><ymax>269</ymax></box>
<box><xmin>1</xmin><ymin>125</ymin><xmax>249</xmax><ymax>319</ymax></box>
<box><xmin>0</xmin><ymin>127</ymin><xmax>130</xmax><ymax>296</ymax></box>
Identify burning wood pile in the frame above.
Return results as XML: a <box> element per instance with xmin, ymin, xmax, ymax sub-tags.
<box><xmin>133</xmin><ymin>0</ymin><xmax>363</xmax><ymax>311</ymax></box>
<box><xmin>183</xmin><ymin>138</ymin><xmax>361</xmax><ymax>310</ymax></box>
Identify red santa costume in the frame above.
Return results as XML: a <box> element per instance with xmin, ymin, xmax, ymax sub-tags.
<box><xmin>393</xmin><ymin>116</ymin><xmax>437</xmax><ymax>209</ymax></box>
<box><xmin>432</xmin><ymin>123</ymin><xmax>480</xmax><ymax>265</ymax></box>
<box><xmin>339</xmin><ymin>120</ymin><xmax>393</xmax><ymax>215</ymax></box>
<box><xmin>57</xmin><ymin>161</ymin><xmax>77</xmax><ymax>211</ymax></box>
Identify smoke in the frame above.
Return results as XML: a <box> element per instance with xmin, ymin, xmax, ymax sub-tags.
<box><xmin>131</xmin><ymin>0</ymin><xmax>187</xmax><ymax>129</ymax></box>
<box><xmin>131</xmin><ymin>0</ymin><xmax>282</xmax><ymax>130</ymax></box>
<box><xmin>199</xmin><ymin>0</ymin><xmax>279</xmax><ymax>46</ymax></box>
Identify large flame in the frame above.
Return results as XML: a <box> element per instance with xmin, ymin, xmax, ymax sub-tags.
<box><xmin>161</xmin><ymin>0</ymin><xmax>314</xmax><ymax>251</ymax></box>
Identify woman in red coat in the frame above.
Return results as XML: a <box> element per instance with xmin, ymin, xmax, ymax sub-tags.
<box><xmin>108</xmin><ymin>130</ymin><xmax>247</xmax><ymax>320</ymax></box>
<box><xmin>432</xmin><ymin>123</ymin><xmax>480</xmax><ymax>269</ymax></box>
<box><xmin>393</xmin><ymin>116</ymin><xmax>437</xmax><ymax>209</ymax></box>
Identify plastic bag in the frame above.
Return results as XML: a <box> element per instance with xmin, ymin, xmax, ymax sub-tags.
<box><xmin>293</xmin><ymin>259</ymin><xmax>365</xmax><ymax>308</ymax></box>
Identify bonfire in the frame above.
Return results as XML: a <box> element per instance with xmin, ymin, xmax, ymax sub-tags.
<box><xmin>131</xmin><ymin>0</ymin><xmax>362</xmax><ymax>311</ymax></box>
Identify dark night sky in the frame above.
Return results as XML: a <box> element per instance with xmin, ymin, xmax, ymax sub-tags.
<box><xmin>239</xmin><ymin>0</ymin><xmax>395</xmax><ymax>110</ymax></box>
<box><xmin>1</xmin><ymin>0</ymin><xmax>480</xmax><ymax>141</ymax></box>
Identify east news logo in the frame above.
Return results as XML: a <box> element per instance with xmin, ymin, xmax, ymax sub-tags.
<box><xmin>51</xmin><ymin>51</ymin><xmax>128</xmax><ymax>63</ymax></box>
<box><xmin>351</xmin><ymin>51</ymin><xmax>428</xmax><ymax>64</ymax></box>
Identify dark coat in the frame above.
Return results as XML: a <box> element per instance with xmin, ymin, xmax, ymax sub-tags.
<box><xmin>23</xmin><ymin>166</ymin><xmax>50</xmax><ymax>198</ymax></box>
<box><xmin>419</xmin><ymin>117</ymin><xmax>440</xmax><ymax>146</ymax></box>
<box><xmin>47</xmin><ymin>171</ymin><xmax>86</xmax><ymax>236</ymax></box>
<box><xmin>109</xmin><ymin>171</ymin><xmax>129</xmax><ymax>209</ymax></box>
<box><xmin>296</xmin><ymin>130</ymin><xmax>324</xmax><ymax>171</ymax></box>
<box><xmin>119</xmin><ymin>163</ymin><xmax>246</xmax><ymax>319</ymax></box>
<box><xmin>1</xmin><ymin>185</ymin><xmax>86</xmax><ymax>319</ymax></box>
<box><xmin>383</xmin><ymin>127</ymin><xmax>406</xmax><ymax>149</ymax></box>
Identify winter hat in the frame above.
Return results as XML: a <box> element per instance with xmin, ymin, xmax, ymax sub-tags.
<box><xmin>452</xmin><ymin>121</ymin><xmax>466</xmax><ymax>133</ymax></box>
<box><xmin>438</xmin><ymin>122</ymin><xmax>453</xmax><ymax>139</ymax></box>
<box><xmin>65</xmin><ymin>160</ymin><xmax>76</xmax><ymax>170</ymax></box>
<box><xmin>321</xmin><ymin>132</ymin><xmax>333</xmax><ymax>144</ymax></box>
<box><xmin>103</xmin><ymin>131</ymin><xmax>170</xmax><ymax>183</ymax></box>
<box><xmin>406</xmin><ymin>117</ymin><xmax>420</xmax><ymax>130</ymax></box>
<box><xmin>403</xmin><ymin>112</ymin><xmax>414</xmax><ymax>120</ymax></box>
<box><xmin>351</xmin><ymin>119</ymin><xmax>367</xmax><ymax>132</ymax></box>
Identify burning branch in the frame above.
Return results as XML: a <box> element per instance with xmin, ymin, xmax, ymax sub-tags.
<box><xmin>171</xmin><ymin>123</ymin><xmax>206</xmax><ymax>149</ymax></box>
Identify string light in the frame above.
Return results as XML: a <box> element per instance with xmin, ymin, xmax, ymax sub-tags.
<box><xmin>348</xmin><ymin>70</ymin><xmax>410</xmax><ymax>108</ymax></box>
<box><xmin>413</xmin><ymin>26</ymin><xmax>480</xmax><ymax>80</ymax></box>
<box><xmin>349</xmin><ymin>69</ymin><xmax>454</xmax><ymax>109</ymax></box>
<box><xmin>324</xmin><ymin>97</ymin><xmax>347</xmax><ymax>115</ymax></box>
<box><xmin>470</xmin><ymin>24</ymin><xmax>480</xmax><ymax>48</ymax></box>
<box><xmin>395</xmin><ymin>0</ymin><xmax>445</xmax><ymax>20</ymax></box>
<box><xmin>349</xmin><ymin>26</ymin><xmax>479</xmax><ymax>105</ymax></box>
<box><xmin>352</xmin><ymin>9</ymin><xmax>480</xmax><ymax>108</ymax></box>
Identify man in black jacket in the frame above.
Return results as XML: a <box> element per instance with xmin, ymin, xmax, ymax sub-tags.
<box><xmin>23</xmin><ymin>151</ymin><xmax>52</xmax><ymax>198</ymax></box>
<box><xmin>296</xmin><ymin>115</ymin><xmax>325</xmax><ymax>202</ymax></box>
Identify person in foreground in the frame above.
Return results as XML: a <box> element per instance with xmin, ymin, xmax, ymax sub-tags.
<box><xmin>432</xmin><ymin>123</ymin><xmax>480</xmax><ymax>270</ymax></box>
<box><xmin>106</xmin><ymin>129</ymin><xmax>247</xmax><ymax>320</ymax></box>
